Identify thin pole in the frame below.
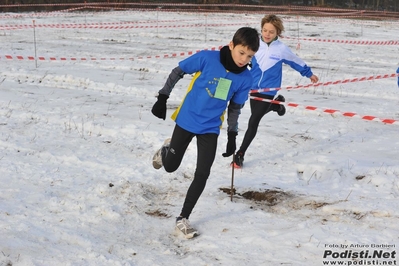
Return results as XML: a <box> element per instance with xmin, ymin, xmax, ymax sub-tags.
<box><xmin>296</xmin><ymin>16</ymin><xmax>300</xmax><ymax>50</ymax></box>
<box><xmin>156</xmin><ymin>7</ymin><xmax>159</xmax><ymax>37</ymax></box>
<box><xmin>230</xmin><ymin>154</ymin><xmax>235</xmax><ymax>201</ymax></box>
<box><xmin>33</xmin><ymin>20</ymin><xmax>37</xmax><ymax>68</ymax></box>
<box><xmin>205</xmin><ymin>13</ymin><xmax>207</xmax><ymax>43</ymax></box>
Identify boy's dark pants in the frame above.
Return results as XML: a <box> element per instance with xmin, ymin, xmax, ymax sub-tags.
<box><xmin>163</xmin><ymin>125</ymin><xmax>218</xmax><ymax>219</ymax></box>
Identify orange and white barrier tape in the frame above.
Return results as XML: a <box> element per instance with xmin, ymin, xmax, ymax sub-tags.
<box><xmin>250</xmin><ymin>73</ymin><xmax>399</xmax><ymax>93</ymax></box>
<box><xmin>0</xmin><ymin>46</ymin><xmax>223</xmax><ymax>62</ymax></box>
<box><xmin>0</xmin><ymin>19</ymin><xmax>197</xmax><ymax>29</ymax></box>
<box><xmin>0</xmin><ymin>21</ymin><xmax>244</xmax><ymax>30</ymax></box>
<box><xmin>281</xmin><ymin>36</ymin><xmax>399</xmax><ymax>45</ymax></box>
<box><xmin>249</xmin><ymin>96</ymin><xmax>398</xmax><ymax>125</ymax></box>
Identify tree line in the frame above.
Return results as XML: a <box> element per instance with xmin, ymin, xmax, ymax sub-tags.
<box><xmin>1</xmin><ymin>0</ymin><xmax>397</xmax><ymax>12</ymax></box>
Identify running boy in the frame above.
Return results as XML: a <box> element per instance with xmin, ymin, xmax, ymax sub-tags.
<box><xmin>233</xmin><ymin>14</ymin><xmax>319</xmax><ymax>168</ymax></box>
<box><xmin>151</xmin><ymin>27</ymin><xmax>259</xmax><ymax>238</ymax></box>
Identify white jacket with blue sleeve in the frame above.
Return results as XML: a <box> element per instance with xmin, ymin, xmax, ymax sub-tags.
<box><xmin>250</xmin><ymin>38</ymin><xmax>314</xmax><ymax>96</ymax></box>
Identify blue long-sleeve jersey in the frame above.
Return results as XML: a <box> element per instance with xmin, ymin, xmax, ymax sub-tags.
<box><xmin>250</xmin><ymin>39</ymin><xmax>314</xmax><ymax>96</ymax></box>
<box><xmin>170</xmin><ymin>50</ymin><xmax>253</xmax><ymax>135</ymax></box>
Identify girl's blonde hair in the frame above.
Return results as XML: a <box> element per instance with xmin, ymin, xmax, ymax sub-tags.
<box><xmin>261</xmin><ymin>15</ymin><xmax>284</xmax><ymax>36</ymax></box>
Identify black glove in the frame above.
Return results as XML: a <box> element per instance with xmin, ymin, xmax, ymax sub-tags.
<box><xmin>222</xmin><ymin>131</ymin><xmax>237</xmax><ymax>157</ymax></box>
<box><xmin>151</xmin><ymin>94</ymin><xmax>169</xmax><ymax>120</ymax></box>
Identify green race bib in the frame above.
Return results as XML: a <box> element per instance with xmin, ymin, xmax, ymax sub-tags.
<box><xmin>214</xmin><ymin>78</ymin><xmax>232</xmax><ymax>100</ymax></box>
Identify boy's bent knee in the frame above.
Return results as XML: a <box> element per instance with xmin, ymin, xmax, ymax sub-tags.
<box><xmin>163</xmin><ymin>164</ymin><xmax>178</xmax><ymax>173</ymax></box>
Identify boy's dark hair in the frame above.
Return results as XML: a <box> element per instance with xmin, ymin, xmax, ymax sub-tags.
<box><xmin>231</xmin><ymin>27</ymin><xmax>260</xmax><ymax>53</ymax></box>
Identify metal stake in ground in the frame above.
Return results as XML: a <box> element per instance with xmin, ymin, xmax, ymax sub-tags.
<box><xmin>32</xmin><ymin>20</ymin><xmax>37</xmax><ymax>68</ymax></box>
<box><xmin>231</xmin><ymin>154</ymin><xmax>235</xmax><ymax>202</ymax></box>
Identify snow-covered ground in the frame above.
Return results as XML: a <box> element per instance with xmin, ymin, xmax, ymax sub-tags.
<box><xmin>1</xmin><ymin>10</ymin><xmax>398</xmax><ymax>266</ymax></box>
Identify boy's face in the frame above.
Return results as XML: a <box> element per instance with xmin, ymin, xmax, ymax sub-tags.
<box><xmin>261</xmin><ymin>22</ymin><xmax>277</xmax><ymax>43</ymax></box>
<box><xmin>228</xmin><ymin>42</ymin><xmax>256</xmax><ymax>68</ymax></box>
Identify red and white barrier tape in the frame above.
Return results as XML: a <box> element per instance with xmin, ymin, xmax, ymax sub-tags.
<box><xmin>281</xmin><ymin>36</ymin><xmax>399</xmax><ymax>45</ymax></box>
<box><xmin>249</xmin><ymin>96</ymin><xmax>398</xmax><ymax>125</ymax></box>
<box><xmin>0</xmin><ymin>21</ymin><xmax>244</xmax><ymax>30</ymax></box>
<box><xmin>283</xmin><ymin>16</ymin><xmax>399</xmax><ymax>25</ymax></box>
<box><xmin>0</xmin><ymin>2</ymin><xmax>389</xmax><ymax>14</ymax></box>
<box><xmin>0</xmin><ymin>46</ymin><xmax>223</xmax><ymax>62</ymax></box>
<box><xmin>0</xmin><ymin>19</ymin><xmax>198</xmax><ymax>29</ymax></box>
<box><xmin>4</xmin><ymin>43</ymin><xmax>399</xmax><ymax>64</ymax></box>
<box><xmin>250</xmin><ymin>73</ymin><xmax>399</xmax><ymax>94</ymax></box>
<box><xmin>1</xmin><ymin>22</ymin><xmax>396</xmax><ymax>49</ymax></box>
<box><xmin>1</xmin><ymin>3</ymin><xmax>399</xmax><ymax>21</ymax></box>
<box><xmin>1</xmin><ymin>54</ymin><xmax>183</xmax><ymax>61</ymax></box>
